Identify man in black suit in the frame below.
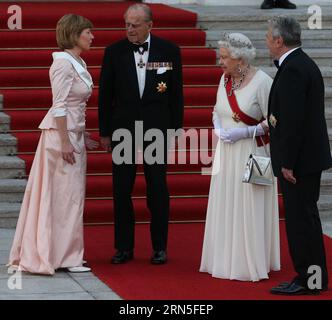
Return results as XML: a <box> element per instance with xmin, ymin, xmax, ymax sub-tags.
<box><xmin>266</xmin><ymin>16</ymin><xmax>332</xmax><ymax>295</ymax></box>
<box><xmin>98</xmin><ymin>4</ymin><xmax>183</xmax><ymax>265</ymax></box>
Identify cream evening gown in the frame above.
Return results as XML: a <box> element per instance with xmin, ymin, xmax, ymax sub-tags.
<box><xmin>200</xmin><ymin>70</ymin><xmax>280</xmax><ymax>281</ymax></box>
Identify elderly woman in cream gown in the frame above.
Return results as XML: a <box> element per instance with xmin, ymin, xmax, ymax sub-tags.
<box><xmin>8</xmin><ymin>14</ymin><xmax>98</xmax><ymax>275</ymax></box>
<box><xmin>200</xmin><ymin>33</ymin><xmax>280</xmax><ymax>282</ymax></box>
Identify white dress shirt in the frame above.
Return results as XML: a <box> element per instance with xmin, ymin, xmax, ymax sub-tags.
<box><xmin>134</xmin><ymin>34</ymin><xmax>151</xmax><ymax>98</ymax></box>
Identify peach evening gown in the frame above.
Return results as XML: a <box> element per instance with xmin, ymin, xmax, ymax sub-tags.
<box><xmin>8</xmin><ymin>52</ymin><xmax>93</xmax><ymax>275</ymax></box>
<box><xmin>200</xmin><ymin>70</ymin><xmax>280</xmax><ymax>281</ymax></box>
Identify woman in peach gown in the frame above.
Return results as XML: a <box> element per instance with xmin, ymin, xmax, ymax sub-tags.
<box><xmin>8</xmin><ymin>14</ymin><xmax>98</xmax><ymax>275</ymax></box>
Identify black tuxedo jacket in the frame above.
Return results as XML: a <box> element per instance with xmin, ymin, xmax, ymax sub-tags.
<box><xmin>98</xmin><ymin>34</ymin><xmax>184</xmax><ymax>136</ymax></box>
<box><xmin>268</xmin><ymin>48</ymin><xmax>332</xmax><ymax>177</ymax></box>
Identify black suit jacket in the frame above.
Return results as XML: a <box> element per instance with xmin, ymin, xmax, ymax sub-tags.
<box><xmin>268</xmin><ymin>48</ymin><xmax>332</xmax><ymax>177</ymax></box>
<box><xmin>98</xmin><ymin>34</ymin><xmax>184</xmax><ymax>136</ymax></box>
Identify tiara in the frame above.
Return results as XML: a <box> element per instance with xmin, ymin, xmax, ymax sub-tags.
<box><xmin>219</xmin><ymin>32</ymin><xmax>253</xmax><ymax>49</ymax></box>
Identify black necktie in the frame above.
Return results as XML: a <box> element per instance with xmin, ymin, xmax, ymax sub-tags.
<box><xmin>273</xmin><ymin>60</ymin><xmax>279</xmax><ymax>69</ymax></box>
<box><xmin>131</xmin><ymin>42</ymin><xmax>149</xmax><ymax>53</ymax></box>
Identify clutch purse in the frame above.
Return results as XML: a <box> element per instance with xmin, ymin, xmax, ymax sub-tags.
<box><xmin>242</xmin><ymin>127</ymin><xmax>273</xmax><ymax>186</ymax></box>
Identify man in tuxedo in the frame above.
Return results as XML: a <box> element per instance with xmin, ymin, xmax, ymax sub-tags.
<box><xmin>98</xmin><ymin>4</ymin><xmax>183</xmax><ymax>265</ymax></box>
<box><xmin>261</xmin><ymin>0</ymin><xmax>296</xmax><ymax>9</ymax></box>
<box><xmin>266</xmin><ymin>16</ymin><xmax>332</xmax><ymax>295</ymax></box>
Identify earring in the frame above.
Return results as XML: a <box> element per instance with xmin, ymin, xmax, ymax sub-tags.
<box><xmin>237</xmin><ymin>64</ymin><xmax>242</xmax><ymax>75</ymax></box>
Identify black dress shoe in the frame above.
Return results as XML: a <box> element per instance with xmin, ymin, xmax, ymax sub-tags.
<box><xmin>111</xmin><ymin>250</ymin><xmax>133</xmax><ymax>264</ymax></box>
<box><xmin>151</xmin><ymin>250</ymin><xmax>167</xmax><ymax>264</ymax></box>
<box><xmin>271</xmin><ymin>282</ymin><xmax>320</xmax><ymax>295</ymax></box>
<box><xmin>275</xmin><ymin>281</ymin><xmax>291</xmax><ymax>289</ymax></box>
<box><xmin>275</xmin><ymin>0</ymin><xmax>297</xmax><ymax>9</ymax></box>
<box><xmin>275</xmin><ymin>281</ymin><xmax>328</xmax><ymax>291</ymax></box>
<box><xmin>261</xmin><ymin>0</ymin><xmax>274</xmax><ymax>9</ymax></box>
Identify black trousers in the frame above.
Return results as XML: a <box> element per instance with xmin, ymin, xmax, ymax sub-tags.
<box><xmin>111</xmin><ymin>130</ymin><xmax>170</xmax><ymax>252</ymax></box>
<box><xmin>279</xmin><ymin>172</ymin><xmax>328</xmax><ymax>288</ymax></box>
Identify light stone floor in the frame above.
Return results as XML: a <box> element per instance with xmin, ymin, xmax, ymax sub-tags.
<box><xmin>0</xmin><ymin>229</ymin><xmax>122</xmax><ymax>300</ymax></box>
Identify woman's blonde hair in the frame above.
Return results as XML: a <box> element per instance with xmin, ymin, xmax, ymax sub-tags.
<box><xmin>56</xmin><ymin>14</ymin><xmax>93</xmax><ymax>50</ymax></box>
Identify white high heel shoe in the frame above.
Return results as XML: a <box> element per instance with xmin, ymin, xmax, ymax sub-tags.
<box><xmin>7</xmin><ymin>265</ymin><xmax>19</xmax><ymax>274</ymax></box>
<box><xmin>67</xmin><ymin>266</ymin><xmax>91</xmax><ymax>273</ymax></box>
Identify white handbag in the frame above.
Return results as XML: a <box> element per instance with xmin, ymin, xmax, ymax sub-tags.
<box><xmin>242</xmin><ymin>127</ymin><xmax>273</xmax><ymax>186</ymax></box>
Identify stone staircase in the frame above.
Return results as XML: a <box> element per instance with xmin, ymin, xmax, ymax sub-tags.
<box><xmin>0</xmin><ymin>95</ymin><xmax>26</xmax><ymax>227</ymax></box>
<box><xmin>1</xmin><ymin>5</ymin><xmax>332</xmax><ymax>227</ymax></box>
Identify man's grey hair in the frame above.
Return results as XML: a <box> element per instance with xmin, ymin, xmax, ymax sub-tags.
<box><xmin>124</xmin><ymin>4</ymin><xmax>153</xmax><ymax>22</ymax></box>
<box><xmin>268</xmin><ymin>16</ymin><xmax>302</xmax><ymax>47</ymax></box>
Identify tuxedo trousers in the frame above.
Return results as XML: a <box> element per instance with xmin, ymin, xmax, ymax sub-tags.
<box><xmin>111</xmin><ymin>129</ymin><xmax>170</xmax><ymax>252</ymax></box>
<box><xmin>280</xmin><ymin>172</ymin><xmax>328</xmax><ymax>288</ymax></box>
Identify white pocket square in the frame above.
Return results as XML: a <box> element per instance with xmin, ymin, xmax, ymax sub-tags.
<box><xmin>157</xmin><ymin>67</ymin><xmax>167</xmax><ymax>74</ymax></box>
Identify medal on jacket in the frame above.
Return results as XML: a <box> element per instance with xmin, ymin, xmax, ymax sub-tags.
<box><xmin>232</xmin><ymin>112</ymin><xmax>241</xmax><ymax>123</ymax></box>
<box><xmin>137</xmin><ymin>47</ymin><xmax>146</xmax><ymax>69</ymax></box>
<box><xmin>157</xmin><ymin>81</ymin><xmax>167</xmax><ymax>93</ymax></box>
<box><xmin>269</xmin><ymin>114</ymin><xmax>277</xmax><ymax>128</ymax></box>
<box><xmin>138</xmin><ymin>56</ymin><xmax>145</xmax><ymax>69</ymax></box>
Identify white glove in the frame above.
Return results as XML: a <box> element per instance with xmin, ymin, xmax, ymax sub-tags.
<box><xmin>224</xmin><ymin>124</ymin><xmax>266</xmax><ymax>144</ymax></box>
<box><xmin>247</xmin><ymin>123</ymin><xmax>266</xmax><ymax>138</ymax></box>
<box><xmin>212</xmin><ymin>111</ymin><xmax>229</xmax><ymax>141</ymax></box>
<box><xmin>223</xmin><ymin>127</ymin><xmax>249</xmax><ymax>143</ymax></box>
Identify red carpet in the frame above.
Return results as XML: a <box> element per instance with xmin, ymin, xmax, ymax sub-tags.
<box><xmin>83</xmin><ymin>196</ymin><xmax>284</xmax><ymax>224</ymax></box>
<box><xmin>0</xmin><ymin>87</ymin><xmax>218</xmax><ymax>109</ymax></box>
<box><xmin>19</xmin><ymin>151</ymin><xmax>214</xmax><ymax>175</ymax></box>
<box><xmin>85</xmin><ymin>174</ymin><xmax>211</xmax><ymax>198</ymax></box>
<box><xmin>0</xmin><ymin>29</ymin><xmax>206</xmax><ymax>48</ymax></box>
<box><xmin>0</xmin><ymin>2</ymin><xmax>197</xmax><ymax>29</ymax></box>
<box><xmin>7</xmin><ymin>107</ymin><xmax>213</xmax><ymax>130</ymax></box>
<box><xmin>12</xmin><ymin>130</ymin><xmax>216</xmax><ymax>153</ymax></box>
<box><xmin>0</xmin><ymin>66</ymin><xmax>223</xmax><ymax>87</ymax></box>
<box><xmin>84</xmin><ymin>198</ymin><xmax>209</xmax><ymax>224</ymax></box>
<box><xmin>84</xmin><ymin>221</ymin><xmax>332</xmax><ymax>300</ymax></box>
<box><xmin>0</xmin><ymin>48</ymin><xmax>216</xmax><ymax>67</ymax></box>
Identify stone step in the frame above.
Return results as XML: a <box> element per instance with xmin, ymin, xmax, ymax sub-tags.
<box><xmin>325</xmin><ymin>108</ymin><xmax>332</xmax><ymax>127</ymax></box>
<box><xmin>0</xmin><ymin>156</ymin><xmax>25</xmax><ymax>179</ymax></box>
<box><xmin>181</xmin><ymin>6</ymin><xmax>332</xmax><ymax>30</ymax></box>
<box><xmin>327</xmin><ymin>128</ymin><xmax>332</xmax><ymax>149</ymax></box>
<box><xmin>0</xmin><ymin>134</ymin><xmax>17</xmax><ymax>156</ymax></box>
<box><xmin>318</xmin><ymin>194</ymin><xmax>332</xmax><ymax>220</ymax></box>
<box><xmin>325</xmin><ymin>157</ymin><xmax>332</xmax><ymax>173</ymax></box>
<box><xmin>207</xmin><ymin>29</ymin><xmax>332</xmax><ymax>49</ymax></box>
<box><xmin>260</xmin><ymin>66</ymin><xmax>332</xmax><ymax>87</ymax></box>
<box><xmin>322</xmin><ymin>87</ymin><xmax>331</xmax><ymax>105</ymax></box>
<box><xmin>0</xmin><ymin>202</ymin><xmax>21</xmax><ymax>228</ymax></box>
<box><xmin>255</xmin><ymin>48</ymin><xmax>332</xmax><ymax>67</ymax></box>
<box><xmin>0</xmin><ymin>95</ymin><xmax>3</xmax><ymax>111</ymax></box>
<box><xmin>319</xmin><ymin>175</ymin><xmax>332</xmax><ymax>220</ymax></box>
<box><xmin>321</xmin><ymin>172</ymin><xmax>332</xmax><ymax>195</ymax></box>
<box><xmin>213</xmin><ymin>47</ymin><xmax>332</xmax><ymax>67</ymax></box>
<box><xmin>199</xmin><ymin>19</ymin><xmax>332</xmax><ymax>31</ymax></box>
<box><xmin>0</xmin><ymin>112</ymin><xmax>10</xmax><ymax>133</ymax></box>
<box><xmin>195</xmin><ymin>1</ymin><xmax>332</xmax><ymax>4</ymax></box>
<box><xmin>0</xmin><ymin>179</ymin><xmax>26</xmax><ymax>203</ymax></box>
